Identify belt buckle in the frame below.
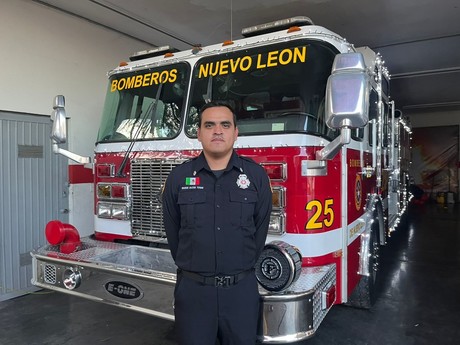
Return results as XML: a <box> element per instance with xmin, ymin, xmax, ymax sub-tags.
<box><xmin>215</xmin><ymin>276</ymin><xmax>231</xmax><ymax>287</ymax></box>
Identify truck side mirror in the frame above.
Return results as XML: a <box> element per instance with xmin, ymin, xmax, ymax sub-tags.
<box><xmin>51</xmin><ymin>95</ymin><xmax>67</xmax><ymax>144</ymax></box>
<box><xmin>49</xmin><ymin>95</ymin><xmax>91</xmax><ymax>164</ymax></box>
<box><xmin>325</xmin><ymin>52</ymin><xmax>370</xmax><ymax>129</ymax></box>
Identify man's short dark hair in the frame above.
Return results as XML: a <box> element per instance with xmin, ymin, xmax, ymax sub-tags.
<box><xmin>198</xmin><ymin>100</ymin><xmax>237</xmax><ymax>127</ymax></box>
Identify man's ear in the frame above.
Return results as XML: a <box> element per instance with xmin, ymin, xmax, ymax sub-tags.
<box><xmin>234</xmin><ymin>126</ymin><xmax>239</xmax><ymax>141</ymax></box>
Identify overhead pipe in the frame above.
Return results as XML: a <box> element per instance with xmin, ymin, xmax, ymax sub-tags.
<box><xmin>45</xmin><ymin>220</ymin><xmax>82</xmax><ymax>254</ymax></box>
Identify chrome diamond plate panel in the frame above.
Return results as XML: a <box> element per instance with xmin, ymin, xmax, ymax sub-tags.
<box><xmin>32</xmin><ymin>238</ymin><xmax>177</xmax><ymax>280</ymax></box>
<box><xmin>33</xmin><ymin>240</ymin><xmax>130</xmax><ymax>261</ymax></box>
<box><xmin>259</xmin><ymin>264</ymin><xmax>336</xmax><ymax>338</ymax></box>
<box><xmin>310</xmin><ymin>265</ymin><xmax>336</xmax><ymax>331</ymax></box>
<box><xmin>260</xmin><ymin>264</ymin><xmax>336</xmax><ymax>295</ymax></box>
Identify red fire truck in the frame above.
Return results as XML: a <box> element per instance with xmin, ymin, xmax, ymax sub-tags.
<box><xmin>31</xmin><ymin>17</ymin><xmax>411</xmax><ymax>343</ymax></box>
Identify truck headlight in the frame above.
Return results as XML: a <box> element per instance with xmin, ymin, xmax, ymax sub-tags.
<box><xmin>97</xmin><ymin>202</ymin><xmax>129</xmax><ymax>220</ymax></box>
<box><xmin>97</xmin><ymin>202</ymin><xmax>112</xmax><ymax>218</ymax></box>
<box><xmin>111</xmin><ymin>203</ymin><xmax>129</xmax><ymax>220</ymax></box>
<box><xmin>268</xmin><ymin>212</ymin><xmax>285</xmax><ymax>235</ymax></box>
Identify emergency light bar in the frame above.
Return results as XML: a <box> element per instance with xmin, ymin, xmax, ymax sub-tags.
<box><xmin>241</xmin><ymin>16</ymin><xmax>314</xmax><ymax>37</ymax></box>
<box><xmin>129</xmin><ymin>46</ymin><xmax>178</xmax><ymax>61</ymax></box>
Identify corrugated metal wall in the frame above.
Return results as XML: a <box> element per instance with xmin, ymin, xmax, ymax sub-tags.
<box><xmin>0</xmin><ymin>111</ymin><xmax>68</xmax><ymax>301</ymax></box>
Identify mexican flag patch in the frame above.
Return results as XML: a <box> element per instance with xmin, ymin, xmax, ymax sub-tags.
<box><xmin>185</xmin><ymin>177</ymin><xmax>200</xmax><ymax>186</ymax></box>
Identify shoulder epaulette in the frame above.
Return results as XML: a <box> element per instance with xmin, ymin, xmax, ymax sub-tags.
<box><xmin>239</xmin><ymin>155</ymin><xmax>257</xmax><ymax>164</ymax></box>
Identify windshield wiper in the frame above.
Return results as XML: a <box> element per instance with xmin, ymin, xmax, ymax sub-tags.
<box><xmin>116</xmin><ymin>83</ymin><xmax>164</xmax><ymax>177</ymax></box>
<box><xmin>203</xmin><ymin>76</ymin><xmax>213</xmax><ymax>103</ymax></box>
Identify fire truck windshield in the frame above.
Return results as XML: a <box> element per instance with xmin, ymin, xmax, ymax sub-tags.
<box><xmin>97</xmin><ymin>63</ymin><xmax>189</xmax><ymax>142</ymax></box>
<box><xmin>186</xmin><ymin>40</ymin><xmax>339</xmax><ymax>140</ymax></box>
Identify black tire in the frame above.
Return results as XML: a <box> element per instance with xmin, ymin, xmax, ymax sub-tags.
<box><xmin>347</xmin><ymin>210</ymin><xmax>381</xmax><ymax>309</ymax></box>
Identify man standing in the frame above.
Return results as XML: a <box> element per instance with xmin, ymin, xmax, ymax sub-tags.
<box><xmin>162</xmin><ymin>100</ymin><xmax>272</xmax><ymax>345</ymax></box>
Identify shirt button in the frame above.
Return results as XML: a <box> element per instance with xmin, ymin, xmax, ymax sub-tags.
<box><xmin>216</xmin><ymin>204</ymin><xmax>220</xmax><ymax>208</ymax></box>
<box><xmin>217</xmin><ymin>227</ymin><xmax>221</xmax><ymax>231</ymax></box>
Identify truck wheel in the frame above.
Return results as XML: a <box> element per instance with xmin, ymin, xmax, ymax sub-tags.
<box><xmin>347</xmin><ymin>210</ymin><xmax>381</xmax><ymax>309</ymax></box>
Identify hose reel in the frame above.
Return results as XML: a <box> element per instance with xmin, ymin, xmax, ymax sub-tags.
<box><xmin>255</xmin><ymin>241</ymin><xmax>302</xmax><ymax>292</ymax></box>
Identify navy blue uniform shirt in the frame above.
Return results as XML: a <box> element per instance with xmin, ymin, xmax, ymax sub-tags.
<box><xmin>162</xmin><ymin>151</ymin><xmax>272</xmax><ymax>275</ymax></box>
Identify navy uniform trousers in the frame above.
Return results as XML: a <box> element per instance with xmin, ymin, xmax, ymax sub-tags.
<box><xmin>174</xmin><ymin>272</ymin><xmax>260</xmax><ymax>345</ymax></box>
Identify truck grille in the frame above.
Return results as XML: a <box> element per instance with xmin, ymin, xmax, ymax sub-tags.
<box><xmin>130</xmin><ymin>159</ymin><xmax>185</xmax><ymax>238</ymax></box>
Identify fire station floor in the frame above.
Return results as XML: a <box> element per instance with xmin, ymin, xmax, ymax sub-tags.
<box><xmin>1</xmin><ymin>202</ymin><xmax>459</xmax><ymax>345</ymax></box>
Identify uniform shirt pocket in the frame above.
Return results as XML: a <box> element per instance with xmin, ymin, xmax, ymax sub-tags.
<box><xmin>177</xmin><ymin>189</ymin><xmax>207</xmax><ymax>228</ymax></box>
<box><xmin>229</xmin><ymin>190</ymin><xmax>258</xmax><ymax>227</ymax></box>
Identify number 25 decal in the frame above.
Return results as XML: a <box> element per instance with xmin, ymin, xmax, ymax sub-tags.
<box><xmin>305</xmin><ymin>199</ymin><xmax>335</xmax><ymax>230</ymax></box>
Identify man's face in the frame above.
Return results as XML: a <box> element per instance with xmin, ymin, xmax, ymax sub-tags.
<box><xmin>197</xmin><ymin>106</ymin><xmax>238</xmax><ymax>158</ymax></box>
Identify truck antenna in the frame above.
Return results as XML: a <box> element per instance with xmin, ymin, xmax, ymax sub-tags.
<box><xmin>230</xmin><ymin>0</ymin><xmax>233</xmax><ymax>41</ymax></box>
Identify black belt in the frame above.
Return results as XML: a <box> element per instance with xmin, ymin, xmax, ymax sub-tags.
<box><xmin>178</xmin><ymin>269</ymin><xmax>252</xmax><ymax>288</ymax></box>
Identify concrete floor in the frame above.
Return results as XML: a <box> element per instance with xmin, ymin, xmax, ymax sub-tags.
<box><xmin>1</xmin><ymin>202</ymin><xmax>459</xmax><ymax>345</ymax></box>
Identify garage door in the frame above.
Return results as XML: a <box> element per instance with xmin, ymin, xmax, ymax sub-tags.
<box><xmin>0</xmin><ymin>111</ymin><xmax>68</xmax><ymax>301</ymax></box>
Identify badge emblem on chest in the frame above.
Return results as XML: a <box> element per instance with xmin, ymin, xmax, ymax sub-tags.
<box><xmin>236</xmin><ymin>174</ymin><xmax>250</xmax><ymax>189</ymax></box>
